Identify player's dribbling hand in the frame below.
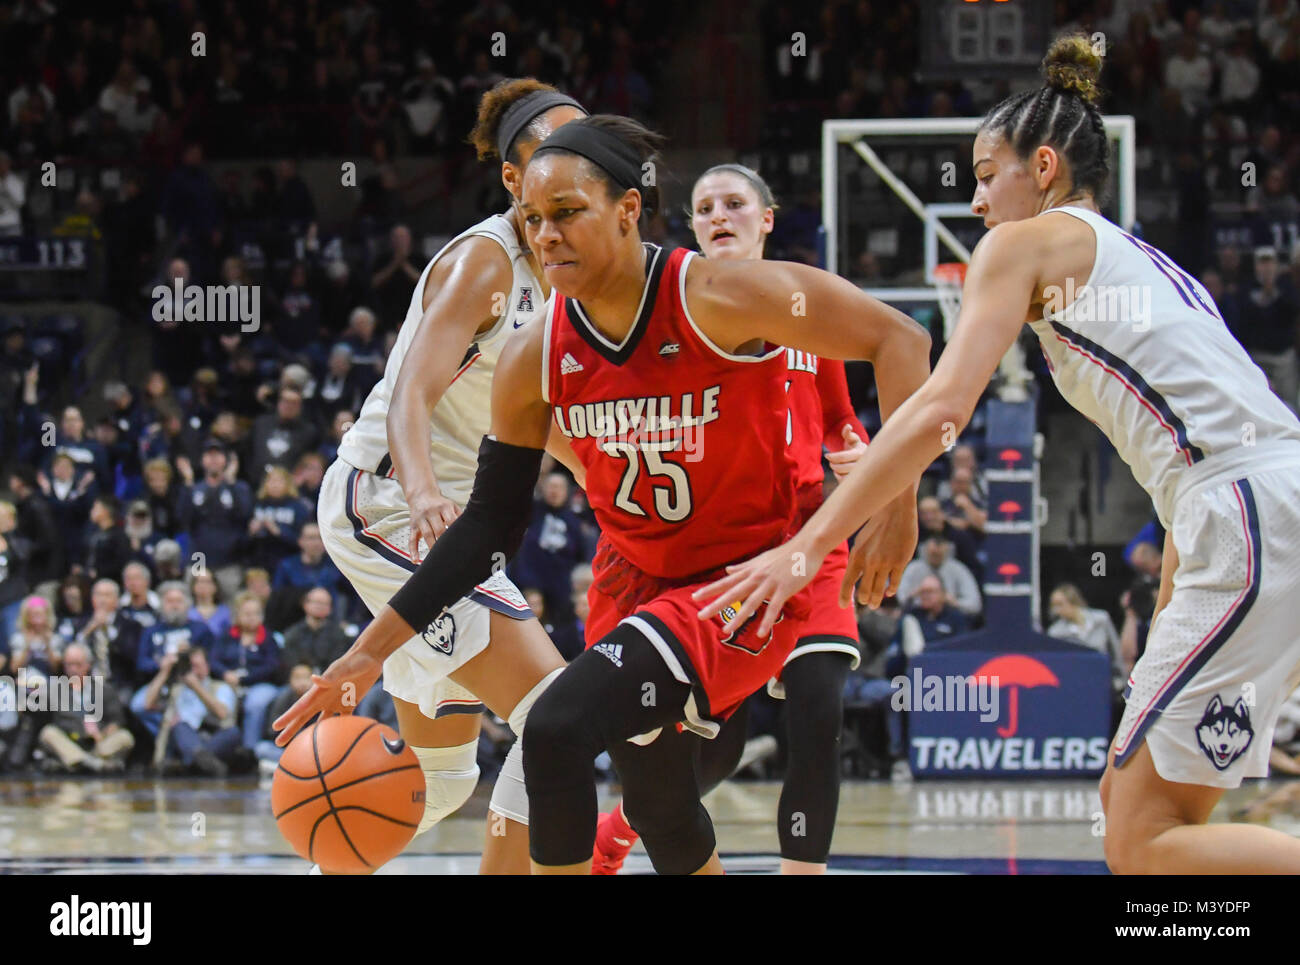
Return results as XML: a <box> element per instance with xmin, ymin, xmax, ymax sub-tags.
<box><xmin>841</xmin><ymin>493</ymin><xmax>917</xmax><ymax>609</ymax></box>
<box><xmin>272</xmin><ymin>649</ymin><xmax>383</xmax><ymax>747</ymax></box>
<box><xmin>692</xmin><ymin>537</ymin><xmax>825</xmax><ymax>639</ymax></box>
<box><xmin>406</xmin><ymin>487</ymin><xmax>462</xmax><ymax>563</ymax></box>
<box><xmin>826</xmin><ymin>426</ymin><xmax>868</xmax><ymax>480</ymax></box>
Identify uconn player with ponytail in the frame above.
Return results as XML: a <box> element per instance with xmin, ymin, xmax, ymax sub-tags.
<box><xmin>591</xmin><ymin>164</ymin><xmax>872</xmax><ymax>875</ymax></box>
<box><xmin>313</xmin><ymin>80</ymin><xmax>586</xmax><ymax>873</ymax></box>
<box><xmin>278</xmin><ymin>114</ymin><xmax>931</xmax><ymax>874</ymax></box>
<box><xmin>698</xmin><ymin>35</ymin><xmax>1300</xmax><ymax>874</ymax></box>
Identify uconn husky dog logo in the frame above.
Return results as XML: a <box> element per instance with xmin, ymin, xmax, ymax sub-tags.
<box><xmin>421</xmin><ymin>612</ymin><xmax>456</xmax><ymax>656</ymax></box>
<box><xmin>1195</xmin><ymin>695</ymin><xmax>1253</xmax><ymax>770</ymax></box>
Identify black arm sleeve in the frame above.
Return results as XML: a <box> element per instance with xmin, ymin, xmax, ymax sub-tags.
<box><xmin>388</xmin><ymin>437</ymin><xmax>544</xmax><ymax>633</ymax></box>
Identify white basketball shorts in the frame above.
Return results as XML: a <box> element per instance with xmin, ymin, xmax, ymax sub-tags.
<box><xmin>1114</xmin><ymin>464</ymin><xmax>1300</xmax><ymax>788</ymax></box>
<box><xmin>318</xmin><ymin>458</ymin><xmax>532</xmax><ymax>720</ymax></box>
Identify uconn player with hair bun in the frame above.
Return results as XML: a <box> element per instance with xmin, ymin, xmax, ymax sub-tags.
<box><xmin>698</xmin><ymin>35</ymin><xmax>1300</xmax><ymax>874</ymax></box>
<box><xmin>591</xmin><ymin>163</ymin><xmax>873</xmax><ymax>875</ymax></box>
<box><xmin>278</xmin><ymin>114</ymin><xmax>931</xmax><ymax>874</ymax></box>
<box><xmin>312</xmin><ymin>80</ymin><xmax>587</xmax><ymax>874</ymax></box>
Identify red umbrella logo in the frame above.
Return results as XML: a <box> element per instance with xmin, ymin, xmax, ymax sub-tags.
<box><xmin>996</xmin><ymin>562</ymin><xmax>1021</xmax><ymax>584</ymax></box>
<box><xmin>975</xmin><ymin>655</ymin><xmax>1060</xmax><ymax>737</ymax></box>
<box><xmin>998</xmin><ymin>448</ymin><xmax>1022</xmax><ymax>468</ymax></box>
<box><xmin>997</xmin><ymin>499</ymin><xmax>1022</xmax><ymax>520</ymax></box>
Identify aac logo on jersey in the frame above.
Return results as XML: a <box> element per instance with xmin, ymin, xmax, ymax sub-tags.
<box><xmin>1195</xmin><ymin>694</ymin><xmax>1253</xmax><ymax>770</ymax></box>
<box><xmin>421</xmin><ymin>612</ymin><xmax>456</xmax><ymax>656</ymax></box>
<box><xmin>517</xmin><ymin>286</ymin><xmax>534</xmax><ymax>313</ymax></box>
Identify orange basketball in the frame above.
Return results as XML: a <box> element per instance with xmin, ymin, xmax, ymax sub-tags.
<box><xmin>272</xmin><ymin>715</ymin><xmax>426</xmax><ymax>873</ymax></box>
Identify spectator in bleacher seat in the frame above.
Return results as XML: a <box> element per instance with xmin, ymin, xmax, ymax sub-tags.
<box><xmin>36</xmin><ymin>642</ymin><xmax>134</xmax><ymax>773</ymax></box>
<box><xmin>0</xmin><ymin>500</ymin><xmax>32</xmax><ymax>646</ymax></box>
<box><xmin>272</xmin><ymin>522</ymin><xmax>345</xmax><ymax>618</ymax></box>
<box><xmin>75</xmin><ymin>578</ymin><xmax>139</xmax><ymax>691</ymax></box>
<box><xmin>8</xmin><ymin>595</ymin><xmax>65</xmax><ymax>676</ymax></box>
<box><xmin>1200</xmin><ymin>267</ymin><xmax>1240</xmax><ymax>333</ymax></box>
<box><xmin>249</xmin><ymin>386</ymin><xmax>320</xmax><ymax>484</ymax></box>
<box><xmin>917</xmin><ymin>495</ymin><xmax>981</xmax><ymax>581</ymax></box>
<box><xmin>549</xmin><ymin>563</ymin><xmax>593</xmax><ymax>662</ymax></box>
<box><xmin>93</xmin><ymin>416</ymin><xmax>134</xmax><ymax>488</ymax></box>
<box><xmin>85</xmin><ymin>494</ymin><xmax>132</xmax><ymax>582</ymax></box>
<box><xmin>275</xmin><ymin>159</ymin><xmax>317</xmax><ymax>230</ymax></box>
<box><xmin>401</xmin><ymin>52</ymin><xmax>456</xmax><ymax>150</ymax></box>
<box><xmin>246</xmin><ymin>466</ymin><xmax>310</xmax><ymax>572</ymax></box>
<box><xmin>187</xmin><ymin>568</ymin><xmax>230</xmax><ymax>641</ymax></box>
<box><xmin>103</xmin><ymin>380</ymin><xmax>145</xmax><ymax>446</ymax></box>
<box><xmin>123</xmin><ymin>499</ymin><xmax>163</xmax><ymax>569</ymax></box>
<box><xmin>182</xmin><ymin>368</ymin><xmax>223</xmax><ymax>435</ymax></box>
<box><xmin>53</xmin><ymin>572</ymin><xmax>90</xmax><ymax>641</ymax></box>
<box><xmin>242</xmin><ymin>568</ymin><xmax>273</xmax><ymax>611</ymax></box>
<box><xmin>1233</xmin><ymin>246</ymin><xmax>1299</xmax><ymax>412</ymax></box>
<box><xmin>940</xmin><ymin>466</ymin><xmax>988</xmax><ymax>537</ymax></box>
<box><xmin>47</xmin><ymin>405</ymin><xmax>111</xmax><ymax>492</ymax></box>
<box><xmin>151</xmin><ymin>539</ymin><xmax>185</xmax><ymax>583</ymax></box>
<box><xmin>40</xmin><ymin>451</ymin><xmax>97</xmax><ymax>569</ymax></box>
<box><xmin>936</xmin><ymin>443</ymin><xmax>987</xmax><ymax>502</ymax></box>
<box><xmin>130</xmin><ymin>582</ymin><xmax>214</xmax><ymax>734</ymax></box>
<box><xmin>316</xmin><ymin>344</ymin><xmax>367</xmax><ymax>419</ymax></box>
<box><xmin>119</xmin><ymin>560</ymin><xmax>159</xmax><ymax>630</ymax></box>
<box><xmin>280</xmin><ymin>586</ymin><xmax>351</xmax><ymax>674</ymax></box>
<box><xmin>1047</xmin><ymin>582</ymin><xmax>1125</xmax><ymax>695</ymax></box>
<box><xmin>141</xmin><ymin>459</ymin><xmax>181</xmax><ymax>539</ymax></box>
<box><xmin>278</xmin><ymin>260</ymin><xmax>323</xmax><ymax>356</ymax></box>
<box><xmin>7</xmin><ymin>466</ymin><xmax>61</xmax><ymax>589</ymax></box>
<box><xmin>293</xmin><ymin>451</ymin><xmax>326</xmax><ymax>506</ymax></box>
<box><xmin>146</xmin><ymin>645</ymin><xmax>241</xmax><ymax>777</ymax></box>
<box><xmin>897</xmin><ymin>575</ymin><xmax>970</xmax><ymax>647</ymax></box>
<box><xmin>350</xmin><ymin>41</ymin><xmax>400</xmax><ymax>155</ymax></box>
<box><xmin>177</xmin><ymin>439</ymin><xmax>252</xmax><ymax>601</ymax></box>
<box><xmin>211</xmin><ymin>592</ymin><xmax>283</xmax><ymax>751</ymax></box>
<box><xmin>510</xmin><ymin>471</ymin><xmax>591</xmax><ymax>626</ymax></box>
<box><xmin>318</xmin><ymin>409</ymin><xmax>356</xmax><ymax>466</ymax></box>
<box><xmin>1119</xmin><ymin>575</ymin><xmax>1158</xmax><ymax>683</ymax></box>
<box><xmin>897</xmin><ymin>537</ymin><xmax>983</xmax><ymax>620</ymax></box>
<box><xmin>341</xmin><ymin>307</ymin><xmax>386</xmax><ymax>379</ymax></box>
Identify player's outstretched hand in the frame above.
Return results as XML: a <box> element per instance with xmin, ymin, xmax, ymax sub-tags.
<box><xmin>273</xmin><ymin>648</ymin><xmax>384</xmax><ymax>747</ymax></box>
<box><xmin>693</xmin><ymin>538</ymin><xmax>825</xmax><ymax>638</ymax></box>
<box><xmin>826</xmin><ymin>425</ymin><xmax>868</xmax><ymax>480</ymax></box>
<box><xmin>841</xmin><ymin>494</ymin><xmax>917</xmax><ymax>609</ymax></box>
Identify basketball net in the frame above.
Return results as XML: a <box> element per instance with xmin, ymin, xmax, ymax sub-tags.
<box><xmin>933</xmin><ymin>262</ymin><xmax>1032</xmax><ymax>404</ymax></box>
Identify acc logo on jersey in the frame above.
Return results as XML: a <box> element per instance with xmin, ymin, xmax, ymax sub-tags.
<box><xmin>716</xmin><ymin>601</ymin><xmax>780</xmax><ymax>656</ymax></box>
<box><xmin>421</xmin><ymin>612</ymin><xmax>456</xmax><ymax>656</ymax></box>
<box><xmin>1195</xmin><ymin>694</ymin><xmax>1253</xmax><ymax>770</ymax></box>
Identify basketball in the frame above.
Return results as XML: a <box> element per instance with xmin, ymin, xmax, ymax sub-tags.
<box><xmin>272</xmin><ymin>715</ymin><xmax>426</xmax><ymax>874</ymax></box>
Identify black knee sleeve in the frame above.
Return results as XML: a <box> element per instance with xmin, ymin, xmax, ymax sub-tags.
<box><xmin>614</xmin><ymin>726</ymin><xmax>718</xmax><ymax>875</ymax></box>
<box><xmin>778</xmin><ymin>650</ymin><xmax>852</xmax><ymax>864</ymax></box>
<box><xmin>524</xmin><ymin>625</ymin><xmax>690</xmax><ymax>867</ymax></box>
<box><xmin>695</xmin><ymin>700</ymin><xmax>750</xmax><ymax>795</ymax></box>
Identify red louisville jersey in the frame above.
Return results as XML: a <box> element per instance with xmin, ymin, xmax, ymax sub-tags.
<box><xmin>544</xmin><ymin>244</ymin><xmax>798</xmax><ymax>581</ymax></box>
<box><xmin>784</xmin><ymin>351</ymin><xmax>870</xmax><ymax>498</ymax></box>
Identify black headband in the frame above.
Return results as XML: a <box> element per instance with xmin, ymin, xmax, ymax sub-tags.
<box><xmin>531</xmin><ymin>121</ymin><xmax>644</xmax><ymax>195</ymax></box>
<box><xmin>496</xmin><ymin>90</ymin><xmax>585</xmax><ymax>161</ymax></box>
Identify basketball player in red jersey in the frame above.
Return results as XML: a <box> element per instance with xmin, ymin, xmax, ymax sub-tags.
<box><xmin>591</xmin><ymin>163</ymin><xmax>873</xmax><ymax>875</ymax></box>
<box><xmin>275</xmin><ymin>115</ymin><xmax>930</xmax><ymax>874</ymax></box>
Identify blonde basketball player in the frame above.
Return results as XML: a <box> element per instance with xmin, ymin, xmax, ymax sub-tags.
<box><xmin>317</xmin><ymin>80</ymin><xmax>585</xmax><ymax>874</ymax></box>
<box><xmin>697</xmin><ymin>35</ymin><xmax>1300</xmax><ymax>874</ymax></box>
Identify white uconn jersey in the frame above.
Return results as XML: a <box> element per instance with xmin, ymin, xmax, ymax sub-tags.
<box><xmin>336</xmin><ymin>213</ymin><xmax>543</xmax><ymax>505</ymax></box>
<box><xmin>1030</xmin><ymin>206</ymin><xmax>1300</xmax><ymax>527</ymax></box>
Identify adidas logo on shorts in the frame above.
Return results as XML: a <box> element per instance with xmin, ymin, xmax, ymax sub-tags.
<box><xmin>593</xmin><ymin>642</ymin><xmax>623</xmax><ymax>667</ymax></box>
<box><xmin>561</xmin><ymin>352</ymin><xmax>584</xmax><ymax>374</ymax></box>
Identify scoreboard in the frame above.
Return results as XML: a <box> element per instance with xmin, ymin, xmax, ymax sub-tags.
<box><xmin>920</xmin><ymin>0</ymin><xmax>1055</xmax><ymax>81</ymax></box>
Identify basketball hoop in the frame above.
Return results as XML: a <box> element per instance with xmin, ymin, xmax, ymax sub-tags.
<box><xmin>933</xmin><ymin>261</ymin><xmax>967</xmax><ymax>339</ymax></box>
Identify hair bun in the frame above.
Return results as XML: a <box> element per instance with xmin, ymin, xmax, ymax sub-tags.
<box><xmin>1042</xmin><ymin>33</ymin><xmax>1103</xmax><ymax>106</ymax></box>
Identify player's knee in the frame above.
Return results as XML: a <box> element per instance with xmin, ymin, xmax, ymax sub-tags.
<box><xmin>523</xmin><ymin>674</ymin><xmax>601</xmax><ymax>786</ymax></box>
<box><xmin>413</xmin><ymin>740</ymin><xmax>480</xmax><ymax>836</ymax></box>
<box><xmin>628</xmin><ymin>801</ymin><xmax>715</xmax><ymax>876</ymax></box>
<box><xmin>784</xmin><ymin>654</ymin><xmax>849</xmax><ymax>745</ymax></box>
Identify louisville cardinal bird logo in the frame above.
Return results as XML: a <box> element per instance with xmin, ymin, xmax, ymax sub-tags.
<box><xmin>421</xmin><ymin>612</ymin><xmax>456</xmax><ymax>656</ymax></box>
<box><xmin>1195</xmin><ymin>695</ymin><xmax>1253</xmax><ymax>771</ymax></box>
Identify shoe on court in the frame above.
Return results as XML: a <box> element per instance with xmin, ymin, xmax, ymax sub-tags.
<box><xmin>592</xmin><ymin>808</ymin><xmax>639</xmax><ymax>875</ymax></box>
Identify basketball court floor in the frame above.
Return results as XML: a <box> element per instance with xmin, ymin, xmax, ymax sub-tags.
<box><xmin>2</xmin><ymin>774</ymin><xmax>1295</xmax><ymax>874</ymax></box>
